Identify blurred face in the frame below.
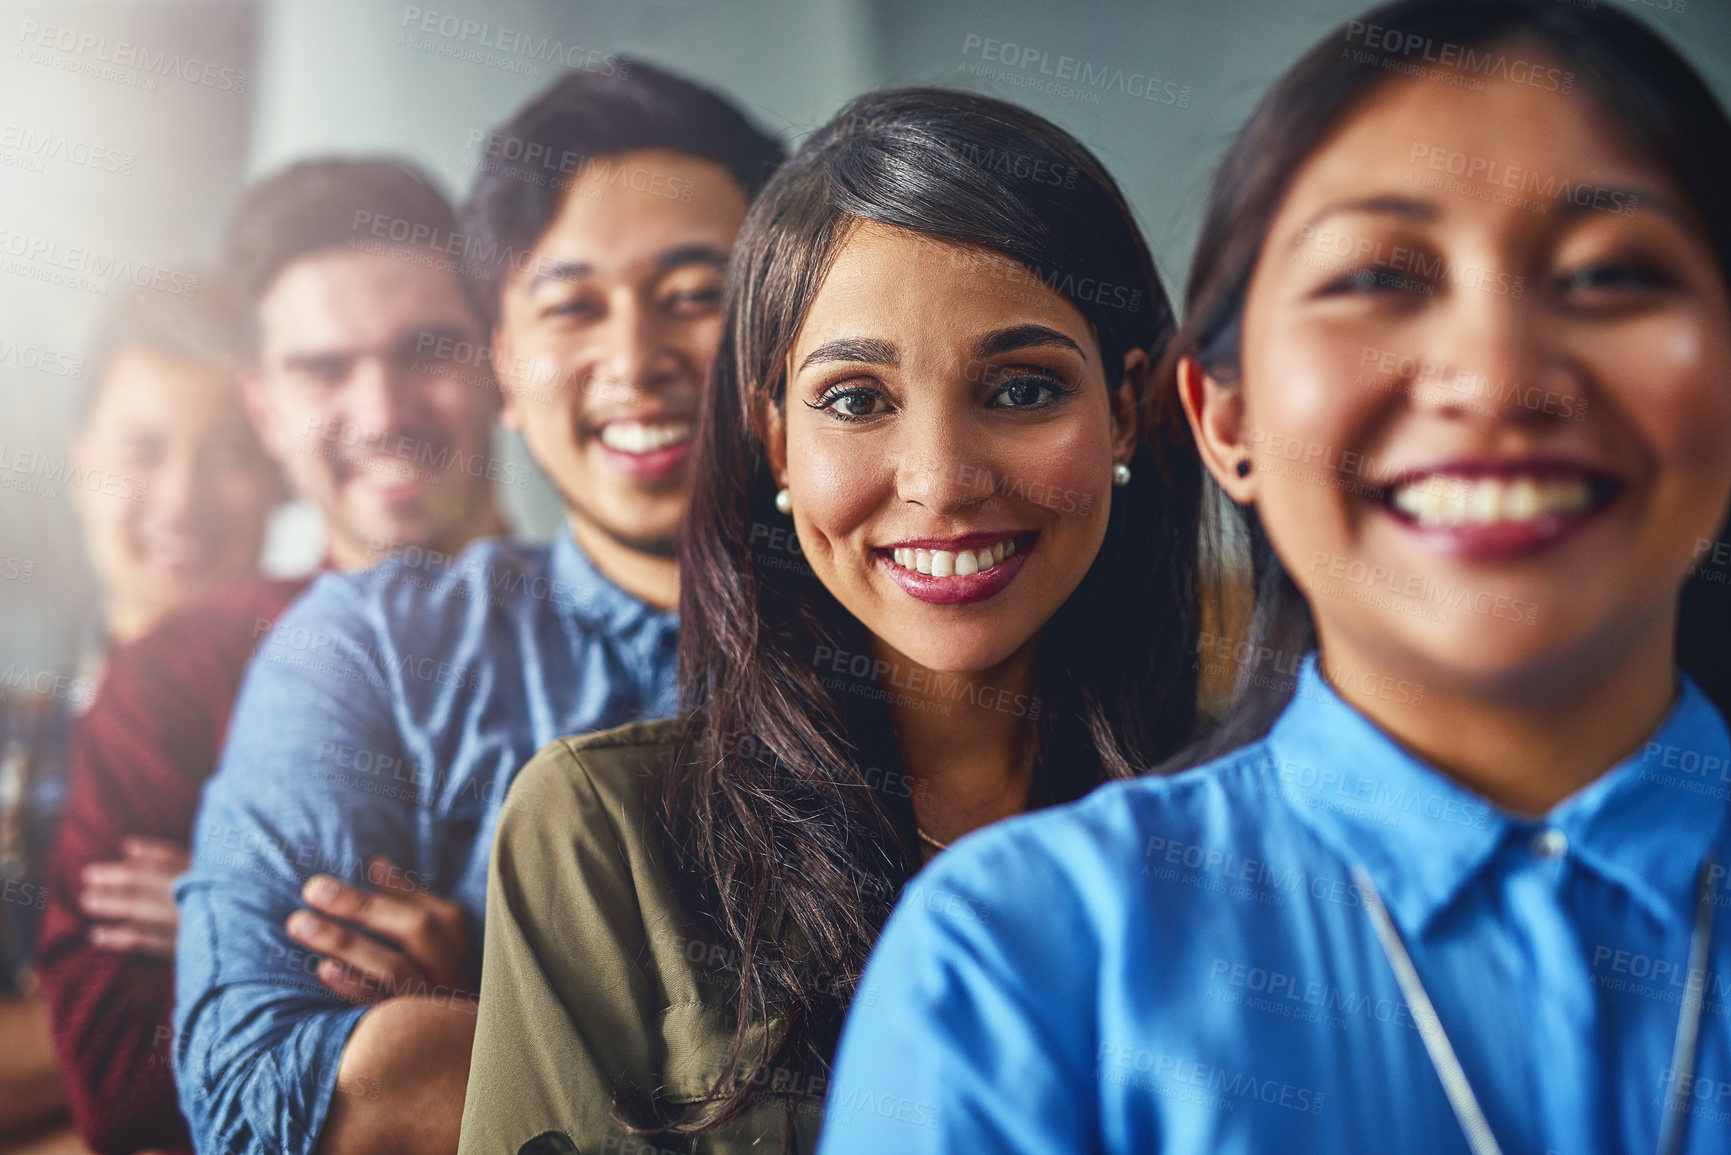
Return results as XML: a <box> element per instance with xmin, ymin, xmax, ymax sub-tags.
<box><xmin>71</xmin><ymin>347</ymin><xmax>279</xmax><ymax>640</ymax></box>
<box><xmin>249</xmin><ymin>248</ymin><xmax>497</xmax><ymax>568</ymax></box>
<box><xmin>771</xmin><ymin>221</ymin><xmax>1139</xmax><ymax>676</ymax></box>
<box><xmin>492</xmin><ymin>148</ymin><xmax>749</xmax><ymax>557</ymax></box>
<box><xmin>1191</xmin><ymin>58</ymin><xmax>1731</xmax><ymax>696</ymax></box>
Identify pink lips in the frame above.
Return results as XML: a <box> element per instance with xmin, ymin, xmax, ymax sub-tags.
<box><xmin>597</xmin><ymin>439</ymin><xmax>692</xmax><ymax>481</ymax></box>
<box><xmin>1387</xmin><ymin>509</ymin><xmax>1605</xmax><ymax>562</ymax></box>
<box><xmin>876</xmin><ymin>533</ymin><xmax>1034</xmax><ymax>606</ymax></box>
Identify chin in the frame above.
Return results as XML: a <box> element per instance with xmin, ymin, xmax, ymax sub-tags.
<box><xmin>881</xmin><ymin>630</ymin><xmax>1028</xmax><ymax>679</ymax></box>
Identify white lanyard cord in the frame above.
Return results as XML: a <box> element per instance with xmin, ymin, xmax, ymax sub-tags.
<box><xmin>1659</xmin><ymin>853</ymin><xmax>1717</xmax><ymax>1155</ymax></box>
<box><xmin>1352</xmin><ymin>855</ymin><xmax>1715</xmax><ymax>1155</ymax></box>
<box><xmin>1354</xmin><ymin>865</ymin><xmax>1504</xmax><ymax>1155</ymax></box>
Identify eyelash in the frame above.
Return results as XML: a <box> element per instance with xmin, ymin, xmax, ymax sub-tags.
<box><xmin>1316</xmin><ymin>266</ymin><xmax>1428</xmax><ymax>298</ymax></box>
<box><xmin>1556</xmin><ymin>261</ymin><xmax>1674</xmax><ymax>293</ymax></box>
<box><xmin>805</xmin><ymin>370</ymin><xmax>1076</xmax><ymax>423</ymax></box>
<box><xmin>541</xmin><ymin>289</ymin><xmax>721</xmax><ymax>322</ymax></box>
<box><xmin>1314</xmin><ymin>258</ymin><xmax>1676</xmax><ymax>301</ymax></box>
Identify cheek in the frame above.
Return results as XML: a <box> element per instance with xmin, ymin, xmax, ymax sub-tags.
<box><xmin>1254</xmin><ymin>317</ymin><xmax>1381</xmax><ymax>440</ymax></box>
<box><xmin>1613</xmin><ymin>319</ymin><xmax>1731</xmax><ymax>480</ymax></box>
<box><xmin>1243</xmin><ymin>320</ymin><xmax>1385</xmax><ymax>556</ymax></box>
<box><xmin>212</xmin><ymin>471</ymin><xmax>274</xmax><ymax>517</ymax></box>
<box><xmin>680</xmin><ymin>316</ymin><xmax>724</xmax><ymax>366</ymax></box>
<box><xmin>786</xmin><ymin>432</ymin><xmax>886</xmax><ymax>562</ymax></box>
<box><xmin>1002</xmin><ymin>419</ymin><xmax>1110</xmax><ymax>524</ymax></box>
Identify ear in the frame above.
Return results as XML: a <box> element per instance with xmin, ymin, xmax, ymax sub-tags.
<box><xmin>491</xmin><ymin>321</ymin><xmax>523</xmax><ymax>434</ymax></box>
<box><xmin>240</xmin><ymin>368</ymin><xmax>291</xmax><ymax>467</ymax></box>
<box><xmin>1177</xmin><ymin>354</ymin><xmax>1256</xmax><ymax>505</ymax></box>
<box><xmin>1109</xmin><ymin>347</ymin><xmax>1149</xmax><ymax>466</ymax></box>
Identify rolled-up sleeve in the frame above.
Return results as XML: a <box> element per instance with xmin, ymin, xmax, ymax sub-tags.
<box><xmin>173</xmin><ymin>578</ymin><xmax>413</xmax><ymax>1155</ymax></box>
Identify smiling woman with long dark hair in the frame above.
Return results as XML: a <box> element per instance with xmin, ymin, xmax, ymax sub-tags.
<box><xmin>457</xmin><ymin>87</ymin><xmax>1202</xmax><ymax>1154</ymax></box>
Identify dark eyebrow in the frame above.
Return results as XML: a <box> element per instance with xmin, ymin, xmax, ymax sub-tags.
<box><xmin>657</xmin><ymin>243</ymin><xmax>728</xmax><ymax>273</ymax></box>
<box><xmin>797</xmin><ymin>338</ymin><xmax>899</xmax><ymax>373</ymax></box>
<box><xmin>972</xmin><ymin>324</ymin><xmax>1084</xmax><ymax>360</ymax></box>
<box><xmin>1297</xmin><ymin>196</ymin><xmax>1441</xmax><ymax>243</ymax></box>
<box><xmin>1553</xmin><ymin>186</ymin><xmax>1692</xmax><ymax>229</ymax></box>
<box><xmin>529</xmin><ymin>260</ymin><xmax>591</xmax><ymax>289</ymax></box>
<box><xmin>528</xmin><ymin>244</ymin><xmax>729</xmax><ymax>291</ymax></box>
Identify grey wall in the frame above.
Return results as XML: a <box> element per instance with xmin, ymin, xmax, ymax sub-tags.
<box><xmin>3</xmin><ymin>0</ymin><xmax>1728</xmax><ymax>669</ymax></box>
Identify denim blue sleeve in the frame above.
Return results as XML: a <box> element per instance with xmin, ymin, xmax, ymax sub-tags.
<box><xmin>173</xmin><ymin>576</ymin><xmax>413</xmax><ymax>1155</ymax></box>
<box><xmin>818</xmin><ymin>819</ymin><xmax>1104</xmax><ymax>1155</ymax></box>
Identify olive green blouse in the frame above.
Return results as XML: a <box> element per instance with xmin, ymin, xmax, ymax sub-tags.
<box><xmin>457</xmin><ymin>720</ymin><xmax>826</xmax><ymax>1155</ymax></box>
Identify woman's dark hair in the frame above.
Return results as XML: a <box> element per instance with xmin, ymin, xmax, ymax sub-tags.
<box><xmin>657</xmin><ymin>87</ymin><xmax>1200</xmax><ymax>1139</ymax></box>
<box><xmin>1162</xmin><ymin>0</ymin><xmax>1731</xmax><ymax>766</ymax></box>
<box><xmin>461</xmin><ymin>57</ymin><xmax>785</xmax><ymax>329</ymax></box>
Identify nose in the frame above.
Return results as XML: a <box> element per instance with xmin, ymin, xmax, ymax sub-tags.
<box><xmin>590</xmin><ymin>293</ymin><xmax>676</xmax><ymax>402</ymax></box>
<box><xmin>343</xmin><ymin>355</ymin><xmax>417</xmax><ymax>442</ymax></box>
<box><xmin>892</xmin><ymin>405</ymin><xmax>999</xmax><ymax>516</ymax></box>
<box><xmin>1413</xmin><ymin>288</ymin><xmax>1578</xmax><ymax>425</ymax></box>
<box><xmin>144</xmin><ymin>444</ymin><xmax>200</xmax><ymax>530</ymax></box>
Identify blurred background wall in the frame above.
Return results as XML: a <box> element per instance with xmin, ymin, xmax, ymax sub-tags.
<box><xmin>3</xmin><ymin>0</ymin><xmax>1727</xmax><ymax>672</ymax></box>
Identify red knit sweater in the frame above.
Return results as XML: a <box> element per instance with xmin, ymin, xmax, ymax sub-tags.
<box><xmin>35</xmin><ymin>576</ymin><xmax>310</xmax><ymax>1155</ymax></box>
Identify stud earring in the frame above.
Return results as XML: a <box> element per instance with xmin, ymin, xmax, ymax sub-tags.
<box><xmin>1235</xmin><ymin>459</ymin><xmax>1252</xmax><ymax>478</ymax></box>
<box><xmin>1111</xmin><ymin>463</ymin><xmax>1131</xmax><ymax>488</ymax></box>
<box><xmin>774</xmin><ymin>488</ymin><xmax>792</xmax><ymax>514</ymax></box>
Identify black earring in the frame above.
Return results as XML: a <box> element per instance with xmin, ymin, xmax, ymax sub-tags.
<box><xmin>1235</xmin><ymin>459</ymin><xmax>1252</xmax><ymax>478</ymax></box>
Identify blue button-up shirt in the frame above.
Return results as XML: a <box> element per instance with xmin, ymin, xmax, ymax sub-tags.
<box><xmin>173</xmin><ymin>528</ymin><xmax>677</xmax><ymax>1155</ymax></box>
<box><xmin>821</xmin><ymin>656</ymin><xmax>1731</xmax><ymax>1155</ymax></box>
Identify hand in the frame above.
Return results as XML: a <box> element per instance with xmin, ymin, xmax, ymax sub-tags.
<box><xmin>79</xmin><ymin>837</ymin><xmax>191</xmax><ymax>956</ymax></box>
<box><xmin>285</xmin><ymin>857</ymin><xmax>470</xmax><ymax>1006</ymax></box>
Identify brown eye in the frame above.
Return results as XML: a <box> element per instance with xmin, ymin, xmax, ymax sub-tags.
<box><xmin>1558</xmin><ymin>262</ymin><xmax>1672</xmax><ymax>294</ymax></box>
<box><xmin>662</xmin><ymin>287</ymin><xmax>722</xmax><ymax>318</ymax></box>
<box><xmin>989</xmin><ymin>376</ymin><xmax>1060</xmax><ymax>409</ymax></box>
<box><xmin>809</xmin><ymin>385</ymin><xmax>892</xmax><ymax>422</ymax></box>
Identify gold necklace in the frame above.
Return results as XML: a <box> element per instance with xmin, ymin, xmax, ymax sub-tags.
<box><xmin>916</xmin><ymin>826</ymin><xmax>950</xmax><ymax>853</ymax></box>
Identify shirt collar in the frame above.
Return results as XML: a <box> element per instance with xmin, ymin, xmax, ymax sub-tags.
<box><xmin>546</xmin><ymin>522</ymin><xmax>676</xmax><ymax>638</ymax></box>
<box><xmin>1266</xmin><ymin>655</ymin><xmax>1729</xmax><ymax>936</ymax></box>
<box><xmin>1551</xmin><ymin>676</ymin><xmax>1730</xmax><ymax>925</ymax></box>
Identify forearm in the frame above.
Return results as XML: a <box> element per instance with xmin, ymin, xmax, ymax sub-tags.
<box><xmin>315</xmin><ymin>995</ymin><xmax>477</xmax><ymax>1155</ymax></box>
<box><xmin>0</xmin><ymin>992</ymin><xmax>68</xmax><ymax>1136</ymax></box>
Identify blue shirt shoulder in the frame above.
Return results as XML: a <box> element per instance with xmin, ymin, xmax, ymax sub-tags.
<box><xmin>822</xmin><ymin>658</ymin><xmax>1731</xmax><ymax>1155</ymax></box>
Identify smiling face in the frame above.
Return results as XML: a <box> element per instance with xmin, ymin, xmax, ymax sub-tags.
<box><xmin>769</xmin><ymin>220</ymin><xmax>1138</xmax><ymax>677</ymax></box>
<box><xmin>493</xmin><ymin>148</ymin><xmax>750</xmax><ymax>559</ymax></box>
<box><xmin>1187</xmin><ymin>55</ymin><xmax>1731</xmax><ymax>698</ymax></box>
<box><xmin>71</xmin><ymin>346</ymin><xmax>280</xmax><ymax>640</ymax></box>
<box><xmin>249</xmin><ymin>248</ymin><xmax>498</xmax><ymax>568</ymax></box>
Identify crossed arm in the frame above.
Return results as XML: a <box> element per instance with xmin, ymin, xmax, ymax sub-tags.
<box><xmin>173</xmin><ymin>586</ymin><xmax>481</xmax><ymax>1155</ymax></box>
<box><xmin>287</xmin><ymin>862</ymin><xmax>476</xmax><ymax>1155</ymax></box>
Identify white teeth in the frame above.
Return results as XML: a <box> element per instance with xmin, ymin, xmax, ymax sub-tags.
<box><xmin>598</xmin><ymin>420</ymin><xmax>693</xmax><ymax>454</ymax></box>
<box><xmin>1389</xmin><ymin>473</ymin><xmax>1597</xmax><ymax>529</ymax></box>
<box><xmin>886</xmin><ymin>538</ymin><xmax>1023</xmax><ymax>576</ymax></box>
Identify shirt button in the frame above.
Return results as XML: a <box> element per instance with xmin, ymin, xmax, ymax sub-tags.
<box><xmin>1531</xmin><ymin>828</ymin><xmax>1568</xmax><ymax>859</ymax></box>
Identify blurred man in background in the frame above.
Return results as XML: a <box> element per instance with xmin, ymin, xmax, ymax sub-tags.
<box><xmin>33</xmin><ymin>157</ymin><xmax>504</xmax><ymax>1155</ymax></box>
<box><xmin>2</xmin><ymin>281</ymin><xmax>283</xmax><ymax>1152</ymax></box>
